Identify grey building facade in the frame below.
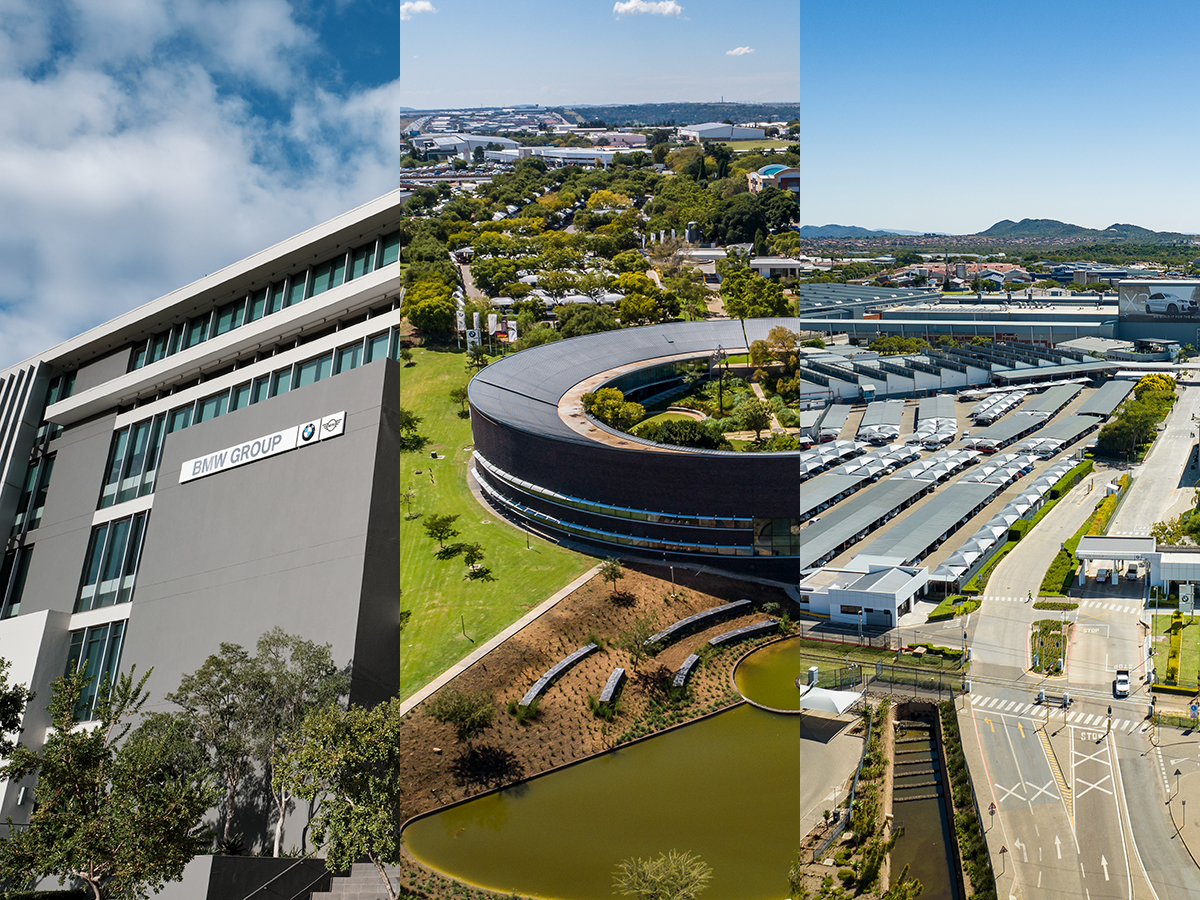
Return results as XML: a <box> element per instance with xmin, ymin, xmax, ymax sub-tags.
<box><xmin>0</xmin><ymin>189</ymin><xmax>411</xmax><ymax>830</ymax></box>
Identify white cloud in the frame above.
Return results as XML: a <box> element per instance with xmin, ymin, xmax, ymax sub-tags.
<box><xmin>0</xmin><ymin>0</ymin><xmax>400</xmax><ymax>367</ymax></box>
<box><xmin>400</xmin><ymin>1</ymin><xmax>437</xmax><ymax>20</ymax></box>
<box><xmin>726</xmin><ymin>46</ymin><xmax>754</xmax><ymax>56</ymax></box>
<box><xmin>613</xmin><ymin>1</ymin><xmax>682</xmax><ymax>17</ymax></box>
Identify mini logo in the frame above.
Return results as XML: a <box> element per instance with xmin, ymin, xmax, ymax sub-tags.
<box><xmin>302</xmin><ymin>424</ymin><xmax>316</xmax><ymax>441</ymax></box>
<box><xmin>322</xmin><ymin>417</ymin><xmax>342</xmax><ymax>433</ymax></box>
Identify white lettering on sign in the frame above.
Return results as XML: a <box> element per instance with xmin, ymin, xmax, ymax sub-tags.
<box><xmin>178</xmin><ymin>410</ymin><xmax>345</xmax><ymax>484</ymax></box>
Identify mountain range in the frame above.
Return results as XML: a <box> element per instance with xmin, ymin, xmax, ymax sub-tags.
<box><xmin>799</xmin><ymin>218</ymin><xmax>1194</xmax><ymax>242</ymax></box>
<box><xmin>797</xmin><ymin>225</ymin><xmax>925</xmax><ymax>238</ymax></box>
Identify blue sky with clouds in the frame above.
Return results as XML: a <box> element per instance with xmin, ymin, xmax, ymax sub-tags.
<box><xmin>3</xmin><ymin>0</ymin><xmax>1200</xmax><ymax>367</ymax></box>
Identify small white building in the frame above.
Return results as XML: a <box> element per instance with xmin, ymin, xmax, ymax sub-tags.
<box><xmin>678</xmin><ymin>122</ymin><xmax>765</xmax><ymax>142</ymax></box>
<box><xmin>796</xmin><ymin>562</ymin><xmax>929</xmax><ymax>627</ymax></box>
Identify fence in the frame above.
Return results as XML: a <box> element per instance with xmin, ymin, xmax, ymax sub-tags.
<box><xmin>813</xmin><ymin>705</ymin><xmax>874</xmax><ymax>860</ymax></box>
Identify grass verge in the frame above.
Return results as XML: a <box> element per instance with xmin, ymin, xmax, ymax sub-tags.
<box><xmin>927</xmin><ymin>594</ymin><xmax>981</xmax><ymax>621</ymax></box>
<box><xmin>1152</xmin><ymin>613</ymin><xmax>1200</xmax><ymax>687</ymax></box>
<box><xmin>1039</xmin><ymin>473</ymin><xmax>1128</xmax><ymax>596</ymax></box>
<box><xmin>1030</xmin><ymin>619</ymin><xmax>1070</xmax><ymax>674</ymax></box>
<box><xmin>940</xmin><ymin>701</ymin><xmax>998</xmax><ymax>900</ymax></box>
<box><xmin>395</xmin><ymin>348</ymin><xmax>590</xmax><ymax>700</ymax></box>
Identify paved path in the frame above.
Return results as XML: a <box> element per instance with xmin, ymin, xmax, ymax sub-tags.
<box><xmin>749</xmin><ymin>381</ymin><xmax>784</xmax><ymax>433</ymax></box>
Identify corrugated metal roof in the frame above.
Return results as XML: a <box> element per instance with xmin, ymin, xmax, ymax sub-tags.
<box><xmin>797</xmin><ymin>478</ymin><xmax>931</xmax><ymax>568</ymax></box>
<box><xmin>1076</xmin><ymin>380</ymin><xmax>1134</xmax><ymax>417</ymax></box>
<box><xmin>852</xmin><ymin>482</ymin><xmax>997</xmax><ymax>563</ymax></box>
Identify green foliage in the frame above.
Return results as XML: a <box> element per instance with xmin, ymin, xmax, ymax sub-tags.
<box><xmin>736</xmin><ymin>397</ymin><xmax>774</xmax><ymax>441</ymax></box>
<box><xmin>613</xmin><ymin>849</ymin><xmax>713</xmax><ymax>900</ymax></box>
<box><xmin>599</xmin><ymin>558</ymin><xmax>625</xmax><ymax>597</ymax></box>
<box><xmin>422</xmin><ymin>513</ymin><xmax>461</xmax><ymax>549</ymax></box>
<box><xmin>617</xmin><ymin>616</ymin><xmax>660</xmax><ymax>671</ymax></box>
<box><xmin>1097</xmin><ymin>376</ymin><xmax>1175</xmax><ymax>459</ymax></box>
<box><xmin>0</xmin><ymin>657</ymin><xmax>32</xmax><ymax>761</ymax></box>
<box><xmin>273</xmin><ymin>699</ymin><xmax>408</xmax><ymax>900</ymax></box>
<box><xmin>926</xmin><ymin>594</ymin><xmax>981</xmax><ymax>621</ymax></box>
<box><xmin>632</xmin><ymin>418</ymin><xmax>730</xmax><ymax>450</ymax></box>
<box><xmin>939</xmin><ymin>702</ymin><xmax>997</xmax><ymax>900</ymax></box>
<box><xmin>801</xmin><ymin>337</ymin><xmax>825</xmax><ymax>349</ymax></box>
<box><xmin>425</xmin><ymin>689</ymin><xmax>496</xmax><ymax>744</ymax></box>
<box><xmin>557</xmin><ymin>303</ymin><xmax>619</xmax><ymax>339</ymax></box>
<box><xmin>581</xmin><ymin>387</ymin><xmax>645</xmax><ymax>430</ymax></box>
<box><xmin>0</xmin><ymin>668</ymin><xmax>217</xmax><ymax>900</ymax></box>
<box><xmin>868</xmin><ymin>335</ymin><xmax>930</xmax><ymax>355</ymax></box>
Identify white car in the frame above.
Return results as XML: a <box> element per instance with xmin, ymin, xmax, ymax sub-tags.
<box><xmin>1114</xmin><ymin>670</ymin><xmax>1130</xmax><ymax>697</ymax></box>
<box><xmin>1145</xmin><ymin>292</ymin><xmax>1198</xmax><ymax>316</ymax></box>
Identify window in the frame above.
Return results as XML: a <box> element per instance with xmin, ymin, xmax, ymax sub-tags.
<box><xmin>130</xmin><ymin>341</ymin><xmax>148</xmax><ymax>371</ymax></box>
<box><xmin>364</xmin><ymin>332</ymin><xmax>389</xmax><ymax>364</ymax></box>
<box><xmin>99</xmin><ymin>415</ymin><xmax>166</xmax><ymax>508</ymax></box>
<box><xmin>246</xmin><ymin>288</ymin><xmax>267</xmax><ymax>323</ymax></box>
<box><xmin>12</xmin><ymin>455</ymin><xmax>53</xmax><ymax>534</ymax></box>
<box><xmin>76</xmin><ymin>512</ymin><xmax>148</xmax><ymax>612</ymax></box>
<box><xmin>166</xmin><ymin>405</ymin><xmax>193</xmax><ymax>434</ymax></box>
<box><xmin>295</xmin><ymin>353</ymin><xmax>333</xmax><ymax>389</ymax></box>
<box><xmin>65</xmin><ymin>621</ymin><xmax>125</xmax><ymax>721</ymax></box>
<box><xmin>309</xmin><ymin>258</ymin><xmax>345</xmax><ymax>298</ymax></box>
<box><xmin>840</xmin><ymin>605</ymin><xmax>862</xmax><ymax>616</ymax></box>
<box><xmin>335</xmin><ymin>342</ymin><xmax>363</xmax><ymax>374</ymax></box>
<box><xmin>348</xmin><ymin>243</ymin><xmax>375</xmax><ymax>280</ymax></box>
<box><xmin>0</xmin><ymin>547</ymin><xmax>33</xmax><ymax>619</ymax></box>
<box><xmin>182</xmin><ymin>313</ymin><xmax>210</xmax><ymax>351</ymax></box>
<box><xmin>212</xmin><ymin>298</ymin><xmax>245</xmax><ymax>337</ymax></box>
<box><xmin>230</xmin><ymin>381</ymin><xmax>252</xmax><ymax>411</ymax></box>
<box><xmin>269</xmin><ymin>368</ymin><xmax>292</xmax><ymax>398</ymax></box>
<box><xmin>267</xmin><ymin>281</ymin><xmax>287</xmax><ymax>315</ymax></box>
<box><xmin>379</xmin><ymin>231</ymin><xmax>401</xmax><ymax>267</ymax></box>
<box><xmin>196</xmin><ymin>391</ymin><xmax>228</xmax><ymax>423</ymax></box>
<box><xmin>250</xmin><ymin>375</ymin><xmax>270</xmax><ymax>405</ymax></box>
<box><xmin>286</xmin><ymin>273</ymin><xmax>307</xmax><ymax>308</ymax></box>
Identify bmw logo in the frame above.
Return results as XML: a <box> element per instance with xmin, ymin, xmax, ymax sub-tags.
<box><xmin>302</xmin><ymin>424</ymin><xmax>316</xmax><ymax>441</ymax></box>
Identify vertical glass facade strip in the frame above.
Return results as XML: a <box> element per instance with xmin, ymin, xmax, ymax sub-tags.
<box><xmin>28</xmin><ymin>456</ymin><xmax>53</xmax><ymax>530</ymax></box>
<box><xmin>77</xmin><ymin>523</ymin><xmax>109</xmax><ymax>611</ymax></box>
<box><xmin>196</xmin><ymin>391</ymin><xmax>228</xmax><ymax>423</ymax></box>
<box><xmin>268</xmin><ymin>282</ymin><xmax>286</xmax><ymax>315</ymax></box>
<box><xmin>330</xmin><ymin>255</ymin><xmax>345</xmax><ymax>288</ymax></box>
<box><xmin>68</xmin><ymin>621</ymin><xmax>125</xmax><ymax>721</ymax></box>
<box><xmin>130</xmin><ymin>341</ymin><xmax>148</xmax><ymax>372</ymax></box>
<box><xmin>348</xmin><ymin>244</ymin><xmax>375</xmax><ymax>280</ymax></box>
<box><xmin>182</xmin><ymin>314</ymin><xmax>210</xmax><ymax>351</ymax></box>
<box><xmin>118</xmin><ymin>513</ymin><xmax>146</xmax><ymax>604</ymax></box>
<box><xmin>95</xmin><ymin>517</ymin><xmax>131</xmax><ymax>608</ymax></box>
<box><xmin>116</xmin><ymin>419</ymin><xmax>151</xmax><ymax>504</ymax></box>
<box><xmin>309</xmin><ymin>261</ymin><xmax>333</xmax><ymax>298</ymax></box>
<box><xmin>140</xmin><ymin>415</ymin><xmax>165</xmax><ymax>497</ymax></box>
<box><xmin>316</xmin><ymin>352</ymin><xmax>333</xmax><ymax>381</ymax></box>
<box><xmin>213</xmin><ymin>298</ymin><xmax>245</xmax><ymax>337</ymax></box>
<box><xmin>99</xmin><ymin>428</ymin><xmax>130</xmax><ymax>508</ymax></box>
<box><xmin>167</xmin><ymin>405</ymin><xmax>194</xmax><ymax>434</ymax></box>
<box><xmin>0</xmin><ymin>547</ymin><xmax>32</xmax><ymax>620</ymax></box>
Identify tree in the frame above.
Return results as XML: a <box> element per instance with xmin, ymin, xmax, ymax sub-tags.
<box><xmin>472</xmin><ymin>145</ymin><xmax>484</xmax><ymax>163</ymax></box>
<box><xmin>612</xmin><ymin>249</ymin><xmax>651</xmax><ymax>273</ymax></box>
<box><xmin>462</xmin><ymin>542</ymin><xmax>486</xmax><ymax>568</ymax></box>
<box><xmin>425</xmin><ymin>689</ymin><xmax>495</xmax><ymax>745</ymax></box>
<box><xmin>449</xmin><ymin>385</ymin><xmax>470</xmax><ymax>414</ymax></box>
<box><xmin>423</xmin><ymin>513</ymin><xmax>461</xmax><ymax>549</ymax></box>
<box><xmin>251</xmin><ymin>629</ymin><xmax>351</xmax><ymax>858</ymax></box>
<box><xmin>0</xmin><ymin>668</ymin><xmax>216</xmax><ymax>900</ymax></box>
<box><xmin>599</xmin><ymin>557</ymin><xmax>625</xmax><ymax>598</ymax></box>
<box><xmin>166</xmin><ymin>643</ymin><xmax>257</xmax><ymax>844</ymax></box>
<box><xmin>557</xmin><ymin>303</ymin><xmax>619</xmax><ymax>339</ymax></box>
<box><xmin>749</xmin><ymin>339</ymin><xmax>772</xmax><ymax>368</ymax></box>
<box><xmin>617</xmin><ymin>616</ymin><xmax>659</xmax><ymax>672</ymax></box>
<box><xmin>613</xmin><ymin>849</ymin><xmax>712</xmax><ymax>900</ymax></box>
<box><xmin>737</xmin><ymin>398</ymin><xmax>774</xmax><ymax>441</ymax></box>
<box><xmin>395</xmin><ymin>406</ymin><xmax>426</xmax><ymax>451</ymax></box>
<box><xmin>0</xmin><ymin>657</ymin><xmax>32</xmax><ymax>761</ymax></box>
<box><xmin>581</xmin><ymin>387</ymin><xmax>644</xmax><ymax>430</ymax></box>
<box><xmin>273</xmin><ymin>699</ymin><xmax>408</xmax><ymax>900</ymax></box>
<box><xmin>619</xmin><ymin>293</ymin><xmax>661</xmax><ymax>326</ymax></box>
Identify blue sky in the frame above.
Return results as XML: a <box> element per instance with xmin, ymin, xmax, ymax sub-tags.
<box><xmin>2</xmin><ymin>0</ymin><xmax>1199</xmax><ymax>367</ymax></box>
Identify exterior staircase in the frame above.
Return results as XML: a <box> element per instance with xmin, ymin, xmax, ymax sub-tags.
<box><xmin>311</xmin><ymin>862</ymin><xmax>404</xmax><ymax>900</ymax></box>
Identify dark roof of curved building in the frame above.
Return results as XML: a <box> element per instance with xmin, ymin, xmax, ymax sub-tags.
<box><xmin>469</xmin><ymin>318</ymin><xmax>799</xmax><ymax>445</ymax></box>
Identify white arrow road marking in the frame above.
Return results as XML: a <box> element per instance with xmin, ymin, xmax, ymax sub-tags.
<box><xmin>1014</xmin><ymin>838</ymin><xmax>1027</xmax><ymax>862</ymax></box>
<box><xmin>1171</xmin><ymin>758</ymin><xmax>1189</xmax><ymax>765</ymax></box>
<box><xmin>1055</xmin><ymin>834</ymin><xmax>1062</xmax><ymax>859</ymax></box>
<box><xmin>1100</xmin><ymin>855</ymin><xmax>1109</xmax><ymax>881</ymax></box>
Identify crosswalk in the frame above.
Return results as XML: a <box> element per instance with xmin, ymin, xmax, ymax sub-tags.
<box><xmin>985</xmin><ymin>595</ymin><xmax>1141</xmax><ymax>615</ymax></box>
<box><xmin>970</xmin><ymin>694</ymin><xmax>1141</xmax><ymax>732</ymax></box>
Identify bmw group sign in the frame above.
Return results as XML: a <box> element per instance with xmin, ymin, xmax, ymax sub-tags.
<box><xmin>180</xmin><ymin>411</ymin><xmax>346</xmax><ymax>484</ymax></box>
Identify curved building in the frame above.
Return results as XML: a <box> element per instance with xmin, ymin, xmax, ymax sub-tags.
<box><xmin>468</xmin><ymin>319</ymin><xmax>810</xmax><ymax>583</ymax></box>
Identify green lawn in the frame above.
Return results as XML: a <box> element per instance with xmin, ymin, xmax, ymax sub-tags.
<box><xmin>634</xmin><ymin>411</ymin><xmax>695</xmax><ymax>429</ymax></box>
<box><xmin>395</xmin><ymin>348</ymin><xmax>591</xmax><ymax>700</ymax></box>
<box><xmin>720</xmin><ymin>139</ymin><xmax>796</xmax><ymax>151</ymax></box>
<box><xmin>1152</xmin><ymin>613</ymin><xmax>1200</xmax><ymax>687</ymax></box>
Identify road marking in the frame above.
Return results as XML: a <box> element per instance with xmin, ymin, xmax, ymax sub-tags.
<box><xmin>1075</xmin><ymin>774</ymin><xmax>1113</xmax><ymax>797</ymax></box>
<box><xmin>1101</xmin><ymin>855</ymin><xmax>1109</xmax><ymax>881</ymax></box>
<box><xmin>995</xmin><ymin>781</ymin><xmax>1025</xmax><ymax>803</ymax></box>
<box><xmin>1038</xmin><ymin>726</ymin><xmax>1073</xmax><ymax>824</ymax></box>
<box><xmin>1026</xmin><ymin>779</ymin><xmax>1057</xmax><ymax>802</ymax></box>
<box><xmin>1017</xmin><ymin>721</ymin><xmax>1026</xmax><ymax>739</ymax></box>
<box><xmin>1055</xmin><ymin>834</ymin><xmax>1062</xmax><ymax>859</ymax></box>
<box><xmin>985</xmin><ymin>717</ymin><xmax>995</xmax><ymax>733</ymax></box>
<box><xmin>1015</xmin><ymin>837</ymin><xmax>1027</xmax><ymax>862</ymax></box>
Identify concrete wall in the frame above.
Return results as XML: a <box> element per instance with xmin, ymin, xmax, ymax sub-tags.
<box><xmin>128</xmin><ymin>358</ymin><xmax>399</xmax><ymax>708</ymax></box>
<box><xmin>19</xmin><ymin>412</ymin><xmax>118</xmax><ymax>616</ymax></box>
<box><xmin>74</xmin><ymin>348</ymin><xmax>132</xmax><ymax>394</ymax></box>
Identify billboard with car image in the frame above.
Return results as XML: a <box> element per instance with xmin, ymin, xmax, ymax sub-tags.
<box><xmin>1119</xmin><ymin>279</ymin><xmax>1200</xmax><ymax>321</ymax></box>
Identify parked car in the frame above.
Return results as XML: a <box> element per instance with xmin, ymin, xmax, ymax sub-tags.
<box><xmin>1096</xmin><ymin>568</ymin><xmax>1109</xmax><ymax>583</ymax></box>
